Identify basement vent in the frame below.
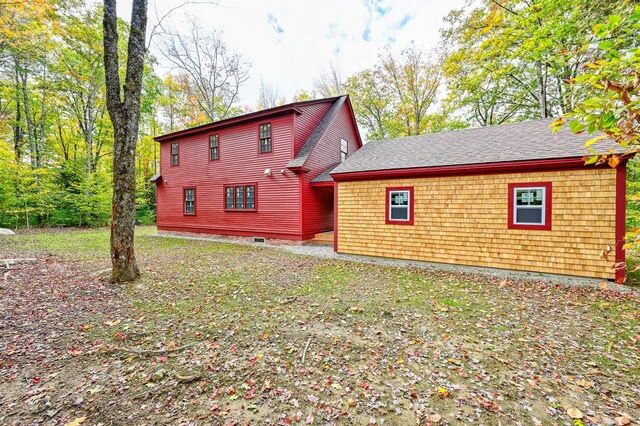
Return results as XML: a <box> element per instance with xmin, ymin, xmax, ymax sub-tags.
<box><xmin>252</xmin><ymin>237</ymin><xmax>266</xmax><ymax>243</ymax></box>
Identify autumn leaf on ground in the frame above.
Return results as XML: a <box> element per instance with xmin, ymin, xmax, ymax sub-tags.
<box><xmin>567</xmin><ymin>407</ymin><xmax>584</xmax><ymax>419</ymax></box>
<box><xmin>615</xmin><ymin>414</ymin><xmax>633</xmax><ymax>425</ymax></box>
<box><xmin>427</xmin><ymin>413</ymin><xmax>442</xmax><ymax>424</ymax></box>
<box><xmin>575</xmin><ymin>379</ymin><xmax>594</xmax><ymax>388</ymax></box>
<box><xmin>64</xmin><ymin>418</ymin><xmax>86</xmax><ymax>426</ymax></box>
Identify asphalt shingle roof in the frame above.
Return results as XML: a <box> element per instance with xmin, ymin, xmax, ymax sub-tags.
<box><xmin>310</xmin><ymin>162</ymin><xmax>341</xmax><ymax>183</ymax></box>
<box><xmin>331</xmin><ymin>118</ymin><xmax>622</xmax><ymax>175</ymax></box>
<box><xmin>287</xmin><ymin>95</ymin><xmax>347</xmax><ymax>169</ymax></box>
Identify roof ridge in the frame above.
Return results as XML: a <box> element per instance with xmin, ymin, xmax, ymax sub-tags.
<box><xmin>368</xmin><ymin>117</ymin><xmax>558</xmax><ymax>144</ymax></box>
<box><xmin>331</xmin><ymin>118</ymin><xmax>619</xmax><ymax>175</ymax></box>
<box><xmin>154</xmin><ymin>95</ymin><xmax>342</xmax><ymax>142</ymax></box>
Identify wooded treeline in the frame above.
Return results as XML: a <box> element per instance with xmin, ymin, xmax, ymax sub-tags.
<box><xmin>0</xmin><ymin>0</ymin><xmax>637</xmax><ymax>229</ymax></box>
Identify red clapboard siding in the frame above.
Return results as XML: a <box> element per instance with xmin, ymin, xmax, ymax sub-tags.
<box><xmin>302</xmin><ymin>100</ymin><xmax>361</xmax><ymax>235</ymax></box>
<box><xmin>294</xmin><ymin>102</ymin><xmax>332</xmax><ymax>155</ymax></box>
<box><xmin>156</xmin><ymin>112</ymin><xmax>301</xmax><ymax>236</ymax></box>
<box><xmin>155</xmin><ymin>96</ymin><xmax>362</xmax><ymax>240</ymax></box>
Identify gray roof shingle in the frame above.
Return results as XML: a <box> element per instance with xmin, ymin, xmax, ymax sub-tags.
<box><xmin>331</xmin><ymin>118</ymin><xmax>622</xmax><ymax>175</ymax></box>
<box><xmin>310</xmin><ymin>162</ymin><xmax>341</xmax><ymax>183</ymax></box>
<box><xmin>287</xmin><ymin>95</ymin><xmax>347</xmax><ymax>169</ymax></box>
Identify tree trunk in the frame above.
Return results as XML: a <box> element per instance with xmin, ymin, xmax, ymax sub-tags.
<box><xmin>110</xmin><ymin>119</ymin><xmax>140</xmax><ymax>282</ymax></box>
<box><xmin>37</xmin><ymin>63</ymin><xmax>47</xmax><ymax>168</ymax></box>
<box><xmin>13</xmin><ymin>68</ymin><xmax>23</xmax><ymax>161</ymax></box>
<box><xmin>57</xmin><ymin>122</ymin><xmax>70</xmax><ymax>161</ymax></box>
<box><xmin>103</xmin><ymin>0</ymin><xmax>147</xmax><ymax>283</ymax></box>
<box><xmin>18</xmin><ymin>67</ymin><xmax>37</xmax><ymax>169</ymax></box>
<box><xmin>537</xmin><ymin>61</ymin><xmax>548</xmax><ymax>118</ymax></box>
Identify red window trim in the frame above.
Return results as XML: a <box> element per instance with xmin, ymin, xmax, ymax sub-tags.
<box><xmin>223</xmin><ymin>183</ymin><xmax>258</xmax><ymax>212</ymax></box>
<box><xmin>183</xmin><ymin>186</ymin><xmax>196</xmax><ymax>216</ymax></box>
<box><xmin>171</xmin><ymin>141</ymin><xmax>179</xmax><ymax>167</ymax></box>
<box><xmin>385</xmin><ymin>187</ymin><xmax>414</xmax><ymax>225</ymax></box>
<box><xmin>258</xmin><ymin>122</ymin><xmax>272</xmax><ymax>154</ymax></box>
<box><xmin>209</xmin><ymin>133</ymin><xmax>219</xmax><ymax>161</ymax></box>
<box><xmin>508</xmin><ymin>182</ymin><xmax>552</xmax><ymax>230</ymax></box>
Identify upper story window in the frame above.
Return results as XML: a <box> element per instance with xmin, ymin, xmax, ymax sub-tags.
<box><xmin>171</xmin><ymin>142</ymin><xmax>179</xmax><ymax>166</ymax></box>
<box><xmin>341</xmin><ymin>139</ymin><xmax>348</xmax><ymax>162</ymax></box>
<box><xmin>184</xmin><ymin>187</ymin><xmax>195</xmax><ymax>215</ymax></box>
<box><xmin>259</xmin><ymin>123</ymin><xmax>272</xmax><ymax>153</ymax></box>
<box><xmin>225</xmin><ymin>184</ymin><xmax>256</xmax><ymax>211</ymax></box>
<box><xmin>386</xmin><ymin>187</ymin><xmax>414</xmax><ymax>225</ymax></box>
<box><xmin>508</xmin><ymin>182</ymin><xmax>552</xmax><ymax>230</ymax></box>
<box><xmin>209</xmin><ymin>134</ymin><xmax>219</xmax><ymax>160</ymax></box>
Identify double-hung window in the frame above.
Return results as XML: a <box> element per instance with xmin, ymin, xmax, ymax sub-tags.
<box><xmin>235</xmin><ymin>186</ymin><xmax>244</xmax><ymax>209</ymax></box>
<box><xmin>386</xmin><ymin>187</ymin><xmax>414</xmax><ymax>225</ymax></box>
<box><xmin>225</xmin><ymin>184</ymin><xmax>256</xmax><ymax>211</ymax></box>
<box><xmin>171</xmin><ymin>142</ymin><xmax>179</xmax><ymax>166</ymax></box>
<box><xmin>340</xmin><ymin>139</ymin><xmax>348</xmax><ymax>162</ymax></box>
<box><xmin>259</xmin><ymin>123</ymin><xmax>272</xmax><ymax>153</ymax></box>
<box><xmin>184</xmin><ymin>188</ymin><xmax>195</xmax><ymax>215</ymax></box>
<box><xmin>209</xmin><ymin>134</ymin><xmax>219</xmax><ymax>160</ymax></box>
<box><xmin>508</xmin><ymin>182</ymin><xmax>552</xmax><ymax>230</ymax></box>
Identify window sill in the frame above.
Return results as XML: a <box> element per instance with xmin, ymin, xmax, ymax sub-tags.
<box><xmin>224</xmin><ymin>209</ymin><xmax>257</xmax><ymax>212</ymax></box>
<box><xmin>183</xmin><ymin>213</ymin><xmax>196</xmax><ymax>216</ymax></box>
<box><xmin>386</xmin><ymin>219</ymin><xmax>414</xmax><ymax>225</ymax></box>
<box><xmin>508</xmin><ymin>223</ymin><xmax>551</xmax><ymax>231</ymax></box>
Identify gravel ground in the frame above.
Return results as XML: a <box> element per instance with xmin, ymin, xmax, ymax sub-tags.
<box><xmin>151</xmin><ymin>232</ymin><xmax>638</xmax><ymax>294</ymax></box>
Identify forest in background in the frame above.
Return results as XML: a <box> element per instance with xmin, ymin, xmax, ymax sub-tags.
<box><xmin>0</xmin><ymin>0</ymin><xmax>638</xmax><ymax>230</ymax></box>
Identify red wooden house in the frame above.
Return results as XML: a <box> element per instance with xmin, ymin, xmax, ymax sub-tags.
<box><xmin>152</xmin><ymin>95</ymin><xmax>362</xmax><ymax>241</ymax></box>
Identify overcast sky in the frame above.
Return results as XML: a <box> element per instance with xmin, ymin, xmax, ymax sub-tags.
<box><xmin>118</xmin><ymin>0</ymin><xmax>467</xmax><ymax>107</ymax></box>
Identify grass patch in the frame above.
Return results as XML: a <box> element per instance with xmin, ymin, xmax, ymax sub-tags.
<box><xmin>1</xmin><ymin>228</ymin><xmax>638</xmax><ymax>426</ymax></box>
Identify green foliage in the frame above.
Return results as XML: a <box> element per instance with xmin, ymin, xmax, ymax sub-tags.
<box><xmin>344</xmin><ymin>45</ymin><xmax>458</xmax><ymax>140</ymax></box>
<box><xmin>0</xmin><ymin>152</ymin><xmax>113</xmax><ymax>228</ymax></box>
<box><xmin>553</xmin><ymin>5</ymin><xmax>640</xmax><ymax>267</ymax></box>
<box><xmin>561</xmin><ymin>5</ymin><xmax>640</xmax><ymax>152</ymax></box>
<box><xmin>442</xmin><ymin>0</ymin><xmax>629</xmax><ymax>126</ymax></box>
<box><xmin>0</xmin><ymin>2</ymin><xmax>150</xmax><ymax>229</ymax></box>
<box><xmin>136</xmin><ymin>170</ymin><xmax>157</xmax><ymax>225</ymax></box>
<box><xmin>627</xmin><ymin>158</ymin><xmax>640</xmax><ymax>230</ymax></box>
<box><xmin>49</xmin><ymin>160</ymin><xmax>112</xmax><ymax>227</ymax></box>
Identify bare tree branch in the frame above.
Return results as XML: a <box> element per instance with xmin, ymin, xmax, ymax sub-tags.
<box><xmin>313</xmin><ymin>60</ymin><xmax>344</xmax><ymax>97</ymax></box>
<box><xmin>159</xmin><ymin>16</ymin><xmax>250</xmax><ymax>122</ymax></box>
<box><xmin>257</xmin><ymin>79</ymin><xmax>285</xmax><ymax>109</ymax></box>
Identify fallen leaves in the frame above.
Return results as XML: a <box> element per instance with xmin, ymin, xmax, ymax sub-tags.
<box><xmin>176</xmin><ymin>372</ymin><xmax>202</xmax><ymax>383</ymax></box>
<box><xmin>567</xmin><ymin>407</ymin><xmax>584</xmax><ymax>419</ymax></box>
<box><xmin>64</xmin><ymin>418</ymin><xmax>86</xmax><ymax>426</ymax></box>
<box><xmin>575</xmin><ymin>379</ymin><xmax>594</xmax><ymax>388</ymax></box>
<box><xmin>2</xmin><ymin>230</ymin><xmax>639</xmax><ymax>425</ymax></box>
<box><xmin>615</xmin><ymin>414</ymin><xmax>632</xmax><ymax>425</ymax></box>
<box><xmin>437</xmin><ymin>387</ymin><xmax>449</xmax><ymax>398</ymax></box>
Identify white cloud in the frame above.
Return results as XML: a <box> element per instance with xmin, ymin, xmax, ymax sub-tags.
<box><xmin>118</xmin><ymin>0</ymin><xmax>465</xmax><ymax>107</ymax></box>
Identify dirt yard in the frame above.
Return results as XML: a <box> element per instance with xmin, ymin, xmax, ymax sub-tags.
<box><xmin>0</xmin><ymin>227</ymin><xmax>638</xmax><ymax>425</ymax></box>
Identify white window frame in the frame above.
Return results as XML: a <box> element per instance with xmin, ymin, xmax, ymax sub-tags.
<box><xmin>513</xmin><ymin>186</ymin><xmax>546</xmax><ymax>225</ymax></box>
<box><xmin>340</xmin><ymin>139</ymin><xmax>348</xmax><ymax>162</ymax></box>
<box><xmin>388</xmin><ymin>190</ymin><xmax>411</xmax><ymax>222</ymax></box>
